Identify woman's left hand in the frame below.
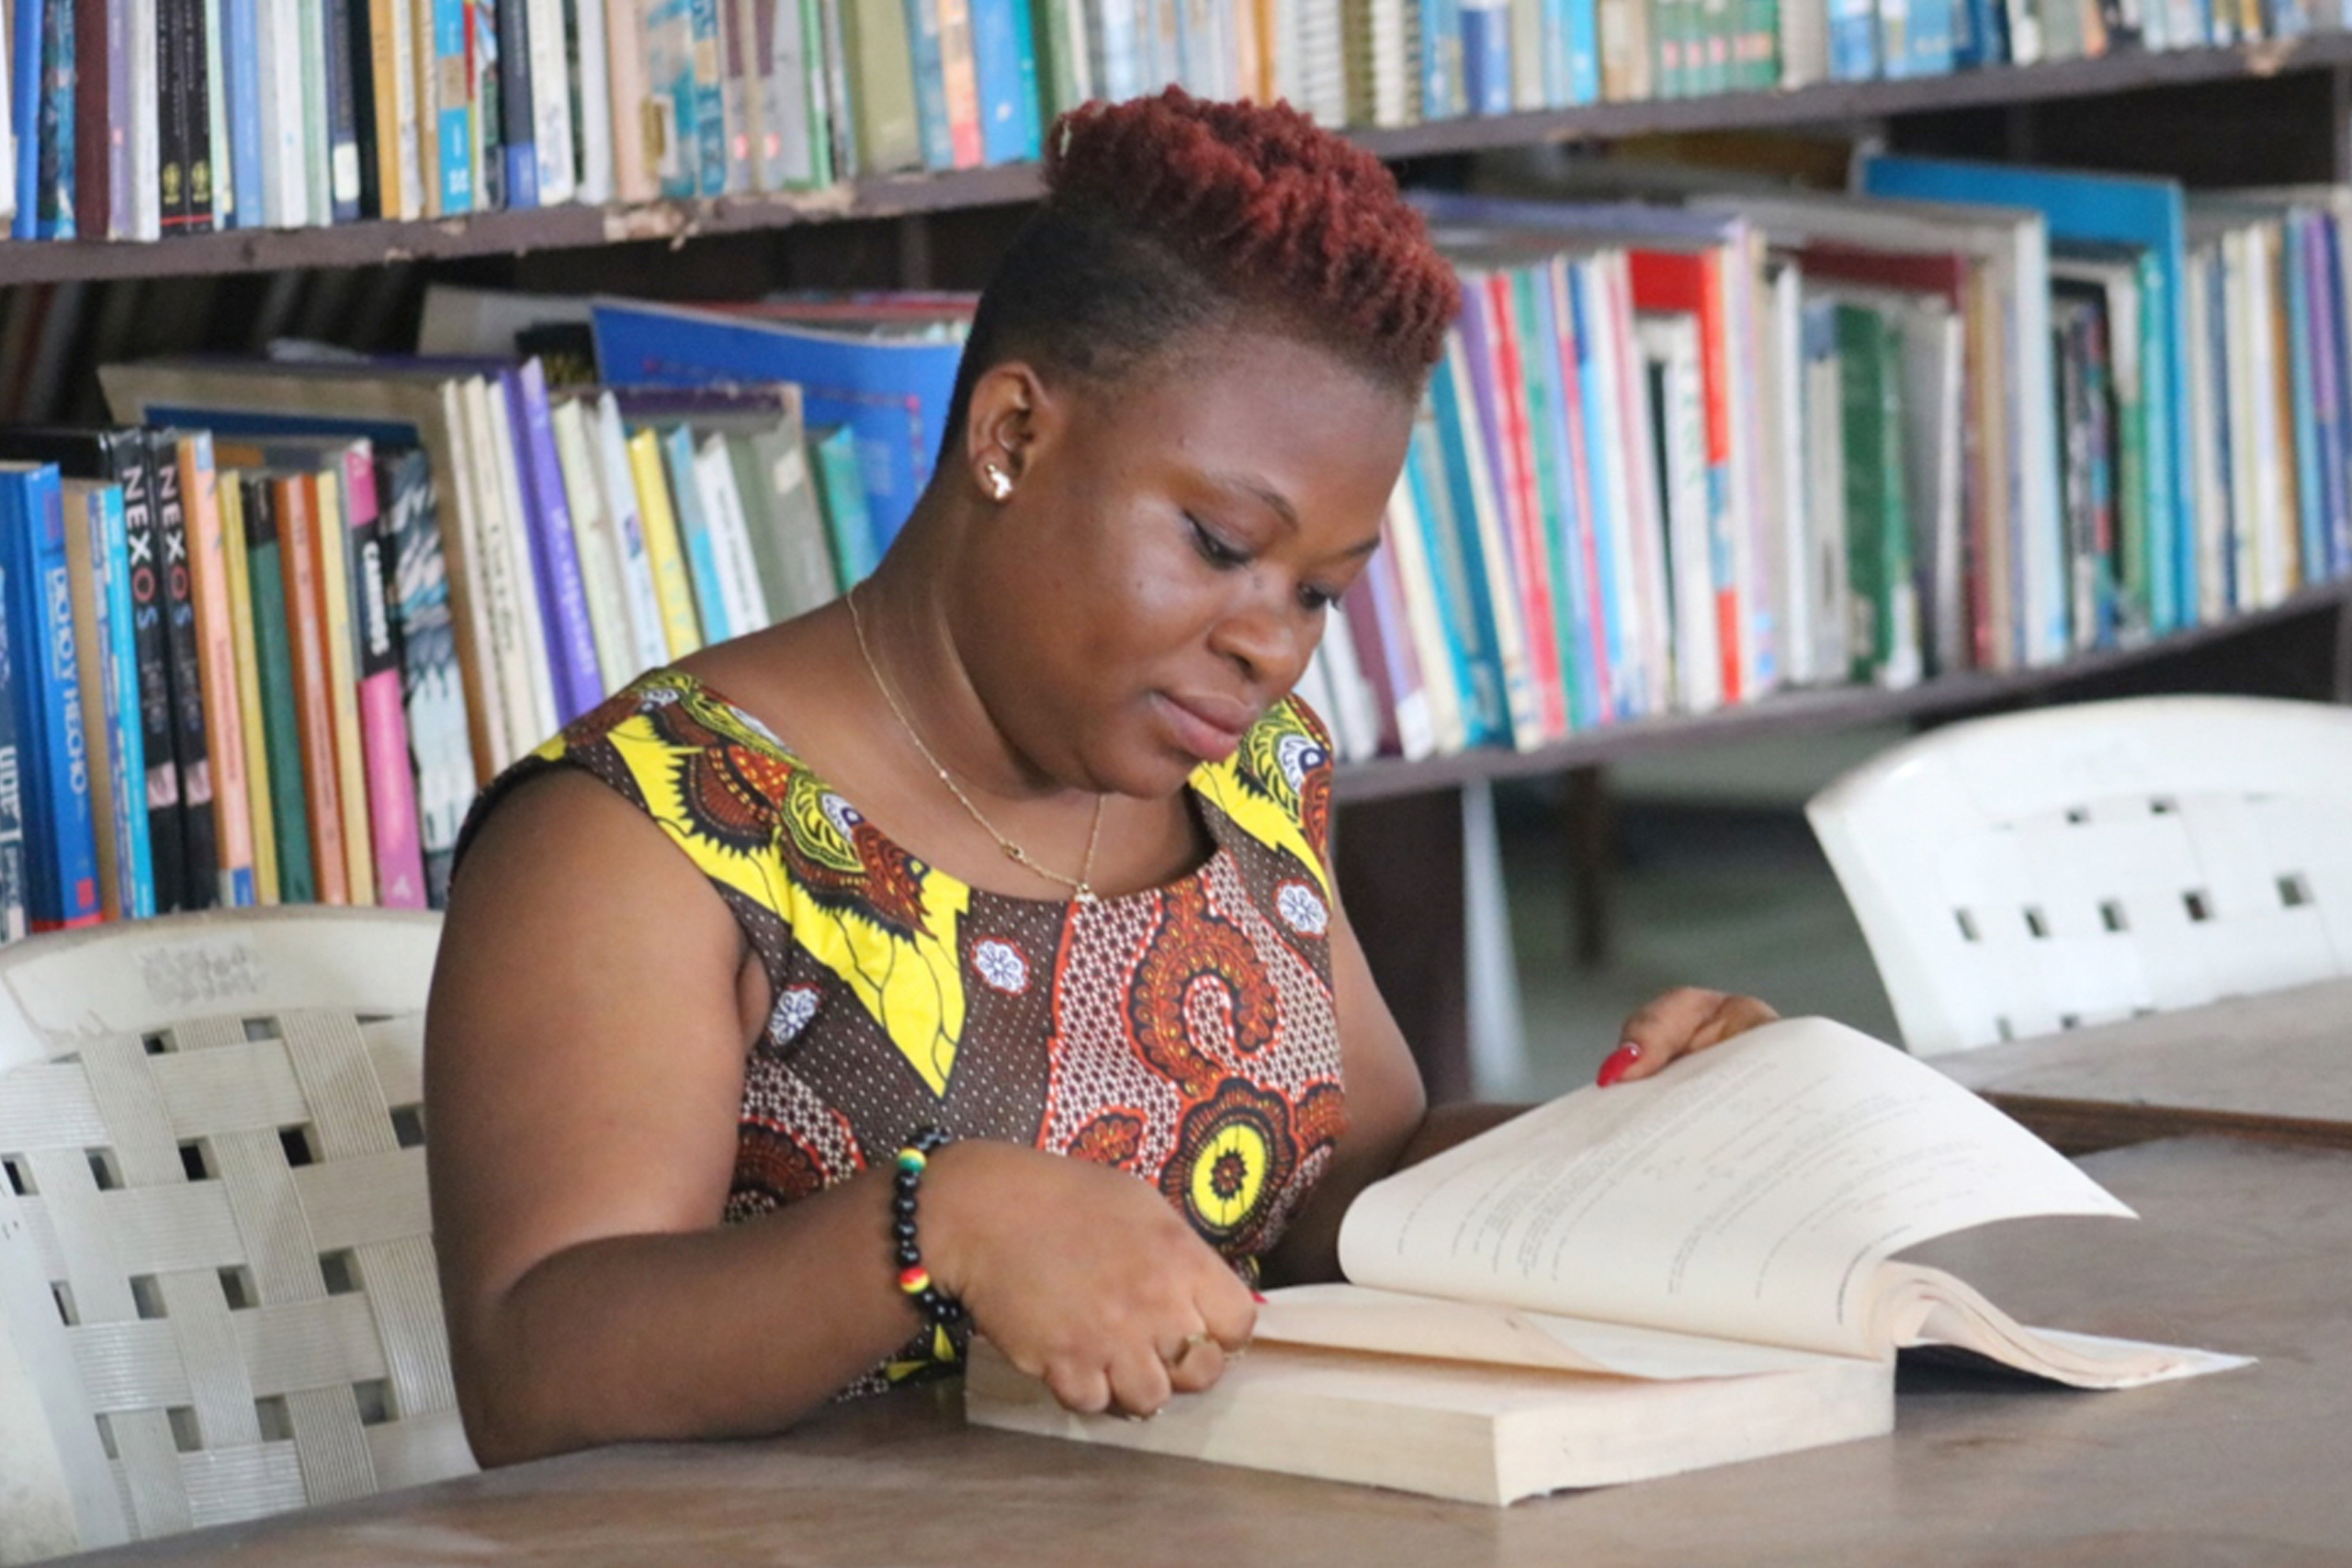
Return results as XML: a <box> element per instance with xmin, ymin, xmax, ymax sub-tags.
<box><xmin>1596</xmin><ymin>987</ymin><xmax>1780</xmax><ymax>1087</ymax></box>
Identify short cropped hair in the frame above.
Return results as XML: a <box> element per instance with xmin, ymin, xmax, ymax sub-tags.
<box><xmin>943</xmin><ymin>88</ymin><xmax>1462</xmax><ymax>447</ymax></box>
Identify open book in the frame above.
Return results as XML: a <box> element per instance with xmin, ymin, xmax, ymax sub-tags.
<box><xmin>964</xmin><ymin>1018</ymin><xmax>2246</xmax><ymax>1504</ymax></box>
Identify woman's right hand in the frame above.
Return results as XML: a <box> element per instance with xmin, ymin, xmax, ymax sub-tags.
<box><xmin>920</xmin><ymin>1141</ymin><xmax>1257</xmax><ymax>1419</ymax></box>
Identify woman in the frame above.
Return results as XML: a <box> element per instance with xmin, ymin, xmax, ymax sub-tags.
<box><xmin>425</xmin><ymin>88</ymin><xmax>1775</xmax><ymax>1467</ymax></box>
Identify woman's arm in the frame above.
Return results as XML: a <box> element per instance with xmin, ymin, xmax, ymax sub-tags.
<box><xmin>427</xmin><ymin>773</ymin><xmax>1254</xmax><ymax>1464</ymax></box>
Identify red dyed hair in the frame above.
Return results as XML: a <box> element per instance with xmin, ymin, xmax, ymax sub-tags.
<box><xmin>1045</xmin><ymin>89</ymin><xmax>1461</xmax><ymax>382</ymax></box>
<box><xmin>943</xmin><ymin>91</ymin><xmax>1460</xmax><ymax>447</ymax></box>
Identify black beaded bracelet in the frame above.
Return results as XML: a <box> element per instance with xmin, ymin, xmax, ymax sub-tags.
<box><xmin>890</xmin><ymin>1126</ymin><xmax>965</xmax><ymax>1331</ymax></box>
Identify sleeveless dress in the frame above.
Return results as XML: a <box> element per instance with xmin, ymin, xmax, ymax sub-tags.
<box><xmin>458</xmin><ymin>670</ymin><xmax>1350</xmax><ymax>1394</ymax></box>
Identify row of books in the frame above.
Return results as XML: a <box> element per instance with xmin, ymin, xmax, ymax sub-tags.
<box><xmin>1299</xmin><ymin>156</ymin><xmax>2352</xmax><ymax>765</ymax></box>
<box><xmin>8</xmin><ymin>0</ymin><xmax>2344</xmax><ymax>240</ymax></box>
<box><xmin>0</xmin><ymin>290</ymin><xmax>966</xmax><ymax>937</ymax></box>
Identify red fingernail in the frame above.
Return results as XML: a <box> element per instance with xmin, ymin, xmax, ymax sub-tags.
<box><xmin>1596</xmin><ymin>1043</ymin><xmax>1643</xmax><ymax>1088</ymax></box>
<box><xmin>1251</xmin><ymin>1291</ymin><xmax>1268</xmax><ymax>1303</ymax></box>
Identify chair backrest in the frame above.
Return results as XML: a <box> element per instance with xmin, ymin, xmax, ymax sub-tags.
<box><xmin>0</xmin><ymin>908</ymin><xmax>472</xmax><ymax>1563</ymax></box>
<box><xmin>1805</xmin><ymin>694</ymin><xmax>2352</xmax><ymax>1056</ymax></box>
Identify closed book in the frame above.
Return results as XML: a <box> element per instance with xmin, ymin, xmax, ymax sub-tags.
<box><xmin>625</xmin><ymin>426</ymin><xmax>705</xmax><ymax>658</ymax></box>
<box><xmin>376</xmin><ymin>446</ymin><xmax>468</xmax><ymax>908</ymax></box>
<box><xmin>33</xmin><ymin>0</ymin><xmax>74</xmax><ymax>237</ymax></box>
<box><xmin>842</xmin><ymin>0</ymin><xmax>919</xmax><ymax>172</ymax></box>
<box><xmin>1638</xmin><ymin>311</ymin><xmax>1723</xmax><ymax>714</ymax></box>
<box><xmin>657</xmin><ymin>423</ymin><xmax>731</xmax><ymax>641</ymax></box>
<box><xmin>690</xmin><ymin>434</ymin><xmax>771</xmax><ymax>636</ymax></box>
<box><xmin>267</xmin><ymin>472</ymin><xmax>349</xmax><ymax>902</ymax></box>
<box><xmin>219</xmin><ymin>0</ymin><xmax>262</xmax><ymax>227</ymax></box>
<box><xmin>11</xmin><ymin>0</ymin><xmax>40</xmax><ymax>239</ymax></box>
<box><xmin>548</xmin><ymin>395</ymin><xmax>637</xmax><ymax>694</ymax></box>
<box><xmin>0</xmin><ymin>428</ymin><xmax>185</xmax><ymax>914</ymax></box>
<box><xmin>0</xmin><ymin>463</ymin><xmax>100</xmax><ymax>929</ymax></box>
<box><xmin>171</xmin><ymin>430</ymin><xmax>257</xmax><ymax>907</ymax></box>
<box><xmin>932</xmin><ymin>0</ymin><xmax>981</xmax><ymax>167</ymax></box>
<box><xmin>571</xmin><ymin>0</ymin><xmax>616</xmax><ymax>202</ymax></box>
<box><xmin>524</xmin><ymin>0</ymin><xmax>572</xmax><ymax>202</ymax></box>
<box><xmin>686</xmin><ymin>0</ymin><xmax>728</xmax><ymax>190</ymax></box>
<box><xmin>148</xmin><ymin>429</ymin><xmax>219</xmax><ymax>908</ymax></box>
<box><xmin>158</xmin><ymin>0</ymin><xmax>189</xmax><ymax>231</ymax></box>
<box><xmin>419</xmin><ymin>0</ymin><xmax>472</xmax><ymax>213</ymax></box>
<box><xmin>591</xmin><ymin>297</ymin><xmax>967</xmax><ymax>553</ymax></box>
<box><xmin>235</xmin><ymin>470</ymin><xmax>314</xmax><ymax>905</ymax></box>
<box><xmin>72</xmin><ymin>0</ymin><xmax>132</xmax><ymax>238</ymax></box>
<box><xmin>1831</xmin><ymin>299</ymin><xmax>1922</xmax><ymax>688</ymax></box>
<box><xmin>60</xmin><ymin>478</ymin><xmax>153</xmax><ymax>920</ymax></box>
<box><xmin>0</xmin><ymin>525</ymin><xmax>27</xmax><ymax>937</ymax></box>
<box><xmin>298</xmin><ymin>0</ymin><xmax>335</xmax><ymax>220</ymax></box>
<box><xmin>588</xmin><ymin>391</ymin><xmax>673</xmax><ymax>680</ymax></box>
<box><xmin>346</xmin><ymin>464</ymin><xmax>430</xmax><ymax>908</ymax></box>
<box><xmin>503</xmin><ymin>358</ymin><xmax>602</xmax><ymax>724</ymax></box>
<box><xmin>967</xmin><ymin>0</ymin><xmax>1037</xmax><ymax>164</ymax></box>
<box><xmin>602</xmin><ymin>0</ymin><xmax>658</xmax><ymax>200</ymax></box>
<box><xmin>644</xmin><ymin>0</ymin><xmax>698</xmax><ymax>194</ymax></box>
<box><xmin>494</xmin><ymin>0</ymin><xmax>538</xmax><ymax>206</ymax></box>
<box><xmin>180</xmin><ymin>0</ymin><xmax>218</xmax><ymax>230</ymax></box>
<box><xmin>807</xmin><ymin>421</ymin><xmax>876</xmax><ymax>591</ymax></box>
<box><xmin>255</xmin><ymin>0</ymin><xmax>310</xmax><ymax>223</ymax></box>
<box><xmin>215</xmin><ymin>468</ymin><xmax>278</xmax><ymax>902</ymax></box>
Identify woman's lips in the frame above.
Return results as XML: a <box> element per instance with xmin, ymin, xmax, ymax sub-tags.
<box><xmin>1158</xmin><ymin>692</ymin><xmax>1252</xmax><ymax>761</ymax></box>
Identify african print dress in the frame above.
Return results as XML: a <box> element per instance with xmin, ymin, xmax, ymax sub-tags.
<box><xmin>462</xmin><ymin>671</ymin><xmax>1349</xmax><ymax>1394</ymax></box>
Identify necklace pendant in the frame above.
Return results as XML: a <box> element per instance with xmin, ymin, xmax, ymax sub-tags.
<box><xmin>1074</xmin><ymin>885</ymin><xmax>1099</xmax><ymax>907</ymax></box>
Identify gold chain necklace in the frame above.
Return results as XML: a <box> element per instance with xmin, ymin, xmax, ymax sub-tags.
<box><xmin>846</xmin><ymin>584</ymin><xmax>1105</xmax><ymax>904</ymax></box>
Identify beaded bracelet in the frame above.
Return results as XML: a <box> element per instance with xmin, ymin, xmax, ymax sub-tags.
<box><xmin>890</xmin><ymin>1127</ymin><xmax>965</xmax><ymax>1332</ymax></box>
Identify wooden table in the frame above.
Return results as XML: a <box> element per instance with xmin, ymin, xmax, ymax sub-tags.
<box><xmin>51</xmin><ymin>1136</ymin><xmax>2352</xmax><ymax>1567</ymax></box>
<box><xmin>1938</xmin><ymin>977</ymin><xmax>2352</xmax><ymax>1154</ymax></box>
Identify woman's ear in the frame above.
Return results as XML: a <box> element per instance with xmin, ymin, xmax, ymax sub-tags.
<box><xmin>963</xmin><ymin>361</ymin><xmax>1054</xmax><ymax>499</ymax></box>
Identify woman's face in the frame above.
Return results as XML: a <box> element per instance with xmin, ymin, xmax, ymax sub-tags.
<box><xmin>957</xmin><ymin>329</ymin><xmax>1417</xmax><ymax>800</ymax></box>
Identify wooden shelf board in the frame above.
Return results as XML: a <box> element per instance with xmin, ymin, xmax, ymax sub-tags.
<box><xmin>1334</xmin><ymin>578</ymin><xmax>2352</xmax><ymax>801</ymax></box>
<box><xmin>6</xmin><ymin>39</ymin><xmax>2352</xmax><ymax>287</ymax></box>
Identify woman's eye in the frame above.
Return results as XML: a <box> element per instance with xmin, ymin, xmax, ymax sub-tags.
<box><xmin>1188</xmin><ymin>515</ymin><xmax>1249</xmax><ymax>568</ymax></box>
<box><xmin>1297</xmin><ymin>583</ymin><xmax>1337</xmax><ymax>614</ymax></box>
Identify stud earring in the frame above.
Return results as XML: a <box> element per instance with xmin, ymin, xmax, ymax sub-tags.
<box><xmin>982</xmin><ymin>462</ymin><xmax>1014</xmax><ymax>502</ymax></box>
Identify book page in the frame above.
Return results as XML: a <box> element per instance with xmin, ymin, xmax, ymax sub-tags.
<box><xmin>1338</xmin><ymin>1019</ymin><xmax>2131</xmax><ymax>1358</ymax></box>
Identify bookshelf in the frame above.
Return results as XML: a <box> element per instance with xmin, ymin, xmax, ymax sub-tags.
<box><xmin>7</xmin><ymin>36</ymin><xmax>2352</xmax><ymax>1094</ymax></box>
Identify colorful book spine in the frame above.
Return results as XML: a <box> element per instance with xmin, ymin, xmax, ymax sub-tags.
<box><xmin>216</xmin><ymin>470</ymin><xmax>277</xmax><ymax>901</ymax></box>
<box><xmin>271</xmin><ymin>473</ymin><xmax>348</xmax><ymax>903</ymax></box>
<box><xmin>240</xmin><ymin>472</ymin><xmax>313</xmax><ymax>903</ymax></box>
<box><xmin>626</xmin><ymin>426</ymin><xmax>706</xmax><ymax>657</ymax></box>
<box><xmin>808</xmin><ymin>421</ymin><xmax>876</xmax><ymax>589</ymax></box>
<box><xmin>428</xmin><ymin>0</ymin><xmax>472</xmax><ymax>210</ymax></box>
<box><xmin>11</xmin><ymin>0</ymin><xmax>41</xmax><ymax>240</ymax></box>
<box><xmin>35</xmin><ymin>0</ymin><xmax>77</xmax><ymax>238</ymax></box>
<box><xmin>494</xmin><ymin>0</ymin><xmax>538</xmax><ymax>205</ymax></box>
<box><xmin>507</xmin><ymin>359</ymin><xmax>604</xmax><ymax>724</ymax></box>
<box><xmin>968</xmin><ymin>0</ymin><xmax>1035</xmax><ymax>164</ymax></box>
<box><xmin>151</xmin><ymin>431</ymin><xmax>219</xmax><ymax>908</ymax></box>
<box><xmin>64</xmin><ymin>479</ymin><xmax>155</xmax><ymax>919</ymax></box>
<box><xmin>688</xmin><ymin>0</ymin><xmax>729</xmax><ymax>191</ymax></box>
<box><xmin>117</xmin><ymin>448</ymin><xmax>191</xmax><ymax>915</ymax></box>
<box><xmin>377</xmin><ymin>446</ymin><xmax>466</xmax><ymax>908</ymax></box>
<box><xmin>307</xmin><ymin>456</ymin><xmax>375</xmax><ymax>905</ymax></box>
<box><xmin>2</xmin><ymin>463</ymin><xmax>103</xmax><ymax>930</ymax></box>
<box><xmin>0</xmin><ymin>572</ymin><xmax>26</xmax><ymax>939</ymax></box>
<box><xmin>175</xmin><ymin>432</ymin><xmax>257</xmax><ymax>907</ymax></box>
<box><xmin>342</xmin><ymin>453</ymin><xmax>430</xmax><ymax>909</ymax></box>
<box><xmin>661</xmin><ymin>423</ymin><xmax>733</xmax><ymax>641</ymax></box>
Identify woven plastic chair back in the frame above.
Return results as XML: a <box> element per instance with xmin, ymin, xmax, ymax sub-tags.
<box><xmin>1806</xmin><ymin>694</ymin><xmax>2352</xmax><ymax>1057</ymax></box>
<box><xmin>0</xmin><ymin>908</ymin><xmax>471</xmax><ymax>1562</ymax></box>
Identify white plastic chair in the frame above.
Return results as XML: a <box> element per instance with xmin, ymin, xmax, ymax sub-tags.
<box><xmin>0</xmin><ymin>908</ymin><xmax>473</xmax><ymax>1562</ymax></box>
<box><xmin>1805</xmin><ymin>694</ymin><xmax>2352</xmax><ymax>1057</ymax></box>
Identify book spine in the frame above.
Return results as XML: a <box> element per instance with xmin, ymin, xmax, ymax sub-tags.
<box><xmin>808</xmin><ymin>422</ymin><xmax>876</xmax><ymax>590</ymax></box>
<box><xmin>373</xmin><ymin>450</ymin><xmax>458</xmax><ymax>907</ymax></box>
<box><xmin>601</xmin><ymin>0</ymin><xmax>653</xmax><ymax>199</ymax></box>
<box><xmin>1460</xmin><ymin>0</ymin><xmax>1508</xmax><ymax>111</ymax></box>
<box><xmin>967</xmin><ymin>0</ymin><xmax>1027</xmax><ymax>164</ymax></box>
<box><xmin>151</xmin><ymin>434</ymin><xmax>217</xmax><ymax>909</ymax></box>
<box><xmin>510</xmin><ymin>361</ymin><xmax>603</xmax><ymax>722</ymax></box>
<box><xmin>116</xmin><ymin>451</ymin><xmax>189</xmax><ymax>915</ymax></box>
<box><xmin>177</xmin><ymin>433</ymin><xmax>256</xmax><ymax>907</ymax></box>
<box><xmin>572</xmin><ymin>0</ymin><xmax>616</xmax><ymax>202</ymax></box>
<box><xmin>272</xmin><ymin>475</ymin><xmax>348</xmax><ymax>903</ymax></box>
<box><xmin>424</xmin><ymin>0</ymin><xmax>471</xmax><ymax>210</ymax></box>
<box><xmin>389</xmin><ymin>0</ymin><xmax>423</xmax><ymax>213</ymax></box>
<box><xmin>212</xmin><ymin>471</ymin><xmax>276</xmax><ymax>901</ymax></box>
<box><xmin>241</xmin><ymin>475</ymin><xmax>314</xmax><ymax>904</ymax></box>
<box><xmin>355</xmin><ymin>0</ymin><xmax>390</xmax><ymax>216</ymax></box>
<box><xmin>351</xmin><ymin>481</ymin><xmax>428</xmax><ymax>908</ymax></box>
<box><xmin>897</xmin><ymin>0</ymin><xmax>949</xmax><ymax>168</ymax></box>
<box><xmin>660</xmin><ymin>423</ymin><xmax>729</xmax><ymax>639</ymax></box>
<box><xmin>687</xmin><ymin>0</ymin><xmax>727</xmax><ymax>188</ymax></box>
<box><xmin>299</xmin><ymin>0</ymin><xmax>334</xmax><ymax>219</ymax></box>
<box><xmin>311</xmin><ymin>0</ymin><xmax>355</xmax><ymax>220</ymax></box>
<box><xmin>526</xmin><ymin>0</ymin><xmax>572</xmax><ymax>199</ymax></box>
<box><xmin>34</xmin><ymin>0</ymin><xmax>76</xmax><ymax>237</ymax></box>
<box><xmin>257</xmin><ymin>0</ymin><xmax>308</xmax><ymax>223</ymax></box>
<box><xmin>0</xmin><ymin>566</ymin><xmax>24</xmax><ymax>938</ymax></box>
<box><xmin>11</xmin><ymin>0</ymin><xmax>41</xmax><ymax>239</ymax></box>
<box><xmin>11</xmin><ymin>468</ymin><xmax>104</xmax><ymax>927</ymax></box>
<box><xmin>72</xmin><ymin>0</ymin><xmax>116</xmax><ymax>237</ymax></box>
<box><xmin>184</xmin><ymin>0</ymin><xmax>217</xmax><ymax>229</ymax></box>
<box><xmin>90</xmin><ymin>482</ymin><xmax>157</xmax><ymax>917</ymax></box>
<box><xmin>496</xmin><ymin>0</ymin><xmax>538</xmax><ymax>204</ymax></box>
<box><xmin>202</xmin><ymin>0</ymin><xmax>229</xmax><ymax>222</ymax></box>
<box><xmin>645</xmin><ymin>0</ymin><xmax>697</xmax><ymax>193</ymax></box>
<box><xmin>626</xmin><ymin>427</ymin><xmax>705</xmax><ymax>656</ymax></box>
<box><xmin>310</xmin><ymin>458</ymin><xmax>376</xmax><ymax>904</ymax></box>
<box><xmin>158</xmin><ymin>0</ymin><xmax>188</xmax><ymax>231</ymax></box>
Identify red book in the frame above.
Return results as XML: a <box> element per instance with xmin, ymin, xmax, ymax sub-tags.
<box><xmin>1478</xmin><ymin>271</ymin><xmax>1568</xmax><ymax>742</ymax></box>
<box><xmin>1628</xmin><ymin>247</ymin><xmax>1744</xmax><ymax>705</ymax></box>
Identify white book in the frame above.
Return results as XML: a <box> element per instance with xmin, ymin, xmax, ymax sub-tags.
<box><xmin>529</xmin><ymin>0</ymin><xmax>579</xmax><ymax>203</ymax></box>
<box><xmin>390</xmin><ymin>0</ymin><xmax>425</xmax><ymax>217</ymax></box>
<box><xmin>972</xmin><ymin>1020</ymin><xmax>2246</xmax><ymax>1505</ymax></box>
<box><xmin>1766</xmin><ymin>258</ymin><xmax>1815</xmax><ymax>685</ymax></box>
<box><xmin>1801</xmin><ymin>298</ymin><xmax>1853</xmax><ymax>682</ymax></box>
<box><xmin>594</xmin><ymin>390</ymin><xmax>677</xmax><ymax>679</ymax></box>
<box><xmin>605</xmin><ymin>0</ymin><xmax>658</xmax><ymax>200</ymax></box>
<box><xmin>1639</xmin><ymin>310</ymin><xmax>1723</xmax><ymax>715</ymax></box>
<box><xmin>1599</xmin><ymin>253</ymin><xmax>1677</xmax><ymax>720</ymax></box>
<box><xmin>1292</xmin><ymin>647</ymin><xmax>1345</xmax><ymax>754</ymax></box>
<box><xmin>691</xmin><ymin>434</ymin><xmax>772</xmax><ymax>635</ymax></box>
<box><xmin>204</xmin><ymin>0</ymin><xmax>232</xmax><ymax>224</ymax></box>
<box><xmin>573</xmin><ymin>0</ymin><xmax>616</xmax><ymax>201</ymax></box>
<box><xmin>1379</xmin><ymin>458</ymin><xmax>1465</xmax><ymax>755</ymax></box>
<box><xmin>477</xmin><ymin>380</ymin><xmax>560</xmax><ymax>753</ymax></box>
<box><xmin>1723</xmin><ymin>222</ymin><xmax>1776</xmax><ymax>697</ymax></box>
<box><xmin>130</xmin><ymin>0</ymin><xmax>164</xmax><ymax>237</ymax></box>
<box><xmin>255</xmin><ymin>0</ymin><xmax>310</xmax><ymax>225</ymax></box>
<box><xmin>2182</xmin><ymin>243</ymin><xmax>2230</xmax><ymax>626</ymax></box>
<box><xmin>1317</xmin><ymin>607</ymin><xmax>1382</xmax><ymax>764</ymax></box>
<box><xmin>551</xmin><ymin>398</ymin><xmax>638</xmax><ymax>697</ymax></box>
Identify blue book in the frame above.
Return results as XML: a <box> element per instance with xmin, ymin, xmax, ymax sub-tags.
<box><xmin>430</xmin><ymin>0</ymin><xmax>474</xmax><ymax>211</ymax></box>
<box><xmin>2284</xmin><ymin>215</ymin><xmax>2327</xmax><ymax>592</ymax></box>
<box><xmin>504</xmin><ymin>360</ymin><xmax>603</xmax><ymax>724</ymax></box>
<box><xmin>592</xmin><ymin>299</ymin><xmax>967</xmax><ymax>553</ymax></box>
<box><xmin>1828</xmin><ymin>0</ymin><xmax>1879</xmax><ymax>77</ymax></box>
<box><xmin>1565</xmin><ymin>0</ymin><xmax>1600</xmax><ymax>103</ymax></box>
<box><xmin>970</xmin><ymin>0</ymin><xmax>1036</xmax><ymax>165</ymax></box>
<box><xmin>0</xmin><ymin>463</ymin><xmax>101</xmax><ymax>930</ymax></box>
<box><xmin>1950</xmin><ymin>0</ymin><xmax>2007</xmax><ymax>65</ymax></box>
<box><xmin>1520</xmin><ymin>265</ymin><xmax>1600</xmax><ymax>731</ymax></box>
<box><xmin>220</xmin><ymin>0</ymin><xmax>264</xmax><ymax>228</ymax></box>
<box><xmin>1460</xmin><ymin>0</ymin><xmax>1511</xmax><ymax>115</ymax></box>
<box><xmin>2203</xmin><ymin>250</ymin><xmax>2236</xmax><ymax>612</ymax></box>
<box><xmin>32</xmin><ymin>0</ymin><xmax>74</xmax><ymax>239</ymax></box>
<box><xmin>899</xmin><ymin>0</ymin><xmax>955</xmax><ymax>169</ymax></box>
<box><xmin>64</xmin><ymin>479</ymin><xmax>154</xmax><ymax>919</ymax></box>
<box><xmin>1420</xmin><ymin>0</ymin><xmax>1462</xmax><ymax>118</ymax></box>
<box><xmin>495</xmin><ymin>0</ymin><xmax>541</xmax><ymax>209</ymax></box>
<box><xmin>2315</xmin><ymin>215</ymin><xmax>2352</xmax><ymax>579</ymax></box>
<box><xmin>1566</xmin><ymin>258</ymin><xmax>1632</xmax><ymax>721</ymax></box>
<box><xmin>1428</xmin><ymin>337</ymin><xmax>1536</xmax><ymax>750</ymax></box>
<box><xmin>659</xmin><ymin>423</ymin><xmax>733</xmax><ymax>641</ymax></box>
<box><xmin>1860</xmin><ymin>152</ymin><xmax>2196</xmax><ymax>637</ymax></box>
<box><xmin>9</xmin><ymin>0</ymin><xmax>40</xmax><ymax>239</ymax></box>
<box><xmin>1405</xmin><ymin>402</ymin><xmax>1504</xmax><ymax>749</ymax></box>
<box><xmin>0</xmin><ymin>555</ymin><xmax>26</xmax><ymax>940</ymax></box>
<box><xmin>1898</xmin><ymin>0</ymin><xmax>1956</xmax><ymax>74</ymax></box>
<box><xmin>808</xmin><ymin>423</ymin><xmax>877</xmax><ymax>589</ymax></box>
<box><xmin>687</xmin><ymin>0</ymin><xmax>729</xmax><ymax>195</ymax></box>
